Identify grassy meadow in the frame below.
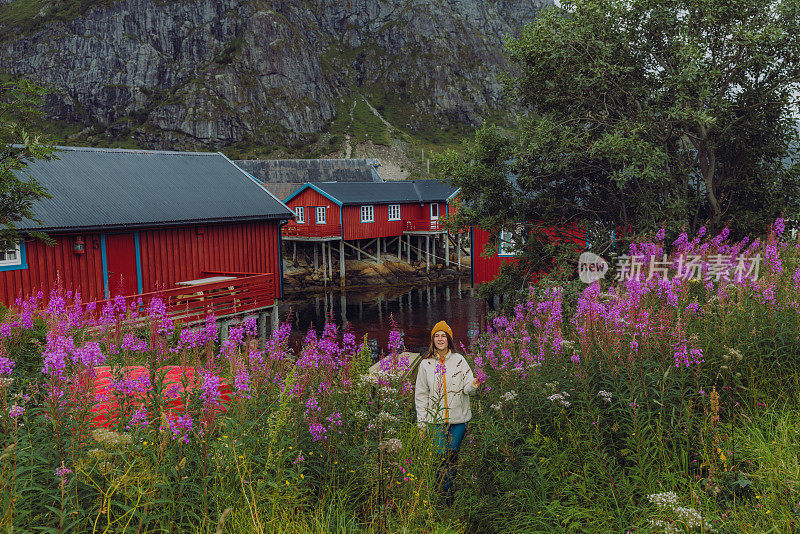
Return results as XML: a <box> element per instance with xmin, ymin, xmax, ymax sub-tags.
<box><xmin>1</xmin><ymin>222</ymin><xmax>800</xmax><ymax>533</ymax></box>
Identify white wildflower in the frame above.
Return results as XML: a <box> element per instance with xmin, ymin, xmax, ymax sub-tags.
<box><xmin>501</xmin><ymin>390</ymin><xmax>518</xmax><ymax>402</ymax></box>
<box><xmin>379</xmin><ymin>438</ymin><xmax>403</xmax><ymax>454</ymax></box>
<box><xmin>597</xmin><ymin>390</ymin><xmax>613</xmax><ymax>403</ymax></box>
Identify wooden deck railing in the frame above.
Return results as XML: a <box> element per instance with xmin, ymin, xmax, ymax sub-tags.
<box><xmin>282</xmin><ymin>224</ymin><xmax>342</xmax><ymax>238</ymax></box>
<box><xmin>91</xmin><ymin>272</ymin><xmax>276</xmax><ymax>325</ymax></box>
<box><xmin>403</xmin><ymin>220</ymin><xmax>443</xmax><ymax>232</ymax></box>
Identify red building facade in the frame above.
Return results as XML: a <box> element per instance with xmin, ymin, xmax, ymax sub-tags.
<box><xmin>282</xmin><ymin>182</ymin><xmax>454</xmax><ymax>241</ymax></box>
<box><xmin>4</xmin><ymin>147</ymin><xmax>293</xmax><ymax>308</ymax></box>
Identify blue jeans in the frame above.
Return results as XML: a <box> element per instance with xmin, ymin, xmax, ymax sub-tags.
<box><xmin>433</xmin><ymin>422</ymin><xmax>467</xmax><ymax>453</ymax></box>
<box><xmin>433</xmin><ymin>423</ymin><xmax>467</xmax><ymax>505</ymax></box>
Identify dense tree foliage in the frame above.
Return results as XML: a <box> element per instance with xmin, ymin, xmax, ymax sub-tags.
<box><xmin>0</xmin><ymin>78</ymin><xmax>54</xmax><ymax>243</ymax></box>
<box><xmin>439</xmin><ymin>0</ymin><xmax>800</xmax><ymax>293</ymax></box>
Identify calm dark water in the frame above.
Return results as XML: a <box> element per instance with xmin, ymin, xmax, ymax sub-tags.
<box><xmin>278</xmin><ymin>279</ymin><xmax>488</xmax><ymax>356</ymax></box>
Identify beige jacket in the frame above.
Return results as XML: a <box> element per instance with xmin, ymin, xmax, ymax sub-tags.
<box><xmin>414</xmin><ymin>351</ymin><xmax>478</xmax><ymax>425</ymax></box>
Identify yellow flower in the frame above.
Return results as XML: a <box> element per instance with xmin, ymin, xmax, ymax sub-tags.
<box><xmin>223</xmin><ymin>435</ymin><xmax>228</xmax><ymax>438</ymax></box>
<box><xmin>300</xmin><ymin>474</ymin><xmax>305</xmax><ymax>479</ymax></box>
<box><xmin>285</xmin><ymin>480</ymin><xmax>290</xmax><ymax>485</ymax></box>
<box><xmin>143</xmin><ymin>441</ymin><xmax>148</xmax><ymax>446</ymax></box>
<box><xmin>289</xmin><ymin>446</ymin><xmax>293</xmax><ymax>449</ymax></box>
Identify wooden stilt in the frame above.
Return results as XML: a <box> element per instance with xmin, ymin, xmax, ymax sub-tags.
<box><xmin>339</xmin><ymin>240</ymin><xmax>345</xmax><ymax>288</ymax></box>
<box><xmin>445</xmin><ymin>233</ymin><xmax>450</xmax><ymax>266</ymax></box>
<box><xmin>357</xmin><ymin>239</ymin><xmax>361</xmax><ymax>260</ymax></box>
<box><xmin>293</xmin><ymin>241</ymin><xmax>297</xmax><ymax>263</ymax></box>
<box><xmin>314</xmin><ymin>242</ymin><xmax>318</xmax><ymax>272</ymax></box>
<box><xmin>344</xmin><ymin>241</ymin><xmax>379</xmax><ymax>262</ymax></box>
<box><xmin>426</xmin><ymin>235</ymin><xmax>430</xmax><ymax>272</ymax></box>
<box><xmin>327</xmin><ymin>239</ymin><xmax>333</xmax><ymax>281</ymax></box>
<box><xmin>322</xmin><ymin>242</ymin><xmax>328</xmax><ymax>287</ymax></box>
<box><xmin>377</xmin><ymin>237</ymin><xmax>381</xmax><ymax>263</ymax></box>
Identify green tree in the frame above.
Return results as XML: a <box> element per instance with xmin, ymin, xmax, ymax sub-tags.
<box><xmin>438</xmin><ymin>0</ymin><xmax>800</xmax><ymax>292</ymax></box>
<box><xmin>0</xmin><ymin>77</ymin><xmax>54</xmax><ymax>243</ymax></box>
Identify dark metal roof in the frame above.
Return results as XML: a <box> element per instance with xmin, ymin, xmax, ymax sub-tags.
<box><xmin>14</xmin><ymin>146</ymin><xmax>294</xmax><ymax>232</ymax></box>
<box><xmin>262</xmin><ymin>182</ymin><xmax>303</xmax><ymax>201</ymax></box>
<box><xmin>304</xmin><ymin>180</ymin><xmax>458</xmax><ymax>205</ymax></box>
<box><xmin>234</xmin><ymin>158</ymin><xmax>384</xmax><ymax>183</ymax></box>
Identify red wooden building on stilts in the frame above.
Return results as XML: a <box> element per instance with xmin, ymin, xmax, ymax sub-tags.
<box><xmin>280</xmin><ymin>180</ymin><xmax>464</xmax><ymax>287</ymax></box>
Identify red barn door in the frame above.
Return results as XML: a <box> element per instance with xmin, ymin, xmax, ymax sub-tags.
<box><xmin>105</xmin><ymin>233</ymin><xmax>139</xmax><ymax>296</ymax></box>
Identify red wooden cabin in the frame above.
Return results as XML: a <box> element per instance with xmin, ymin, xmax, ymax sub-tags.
<box><xmin>281</xmin><ymin>181</ymin><xmax>458</xmax><ymax>241</ymax></box>
<box><xmin>5</xmin><ymin>147</ymin><xmax>294</xmax><ymax>321</ymax></box>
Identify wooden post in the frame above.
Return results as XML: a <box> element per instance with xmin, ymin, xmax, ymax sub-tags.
<box><xmin>339</xmin><ymin>240</ymin><xmax>345</xmax><ymax>288</ymax></box>
<box><xmin>426</xmin><ymin>235</ymin><xmax>430</xmax><ymax>272</ymax></box>
<box><xmin>397</xmin><ymin>236</ymin><xmax>401</xmax><ymax>259</ymax></box>
<box><xmin>357</xmin><ymin>239</ymin><xmax>361</xmax><ymax>260</ymax></box>
<box><xmin>445</xmin><ymin>233</ymin><xmax>450</xmax><ymax>266</ymax></box>
<box><xmin>271</xmin><ymin>304</ymin><xmax>279</xmax><ymax>331</ymax></box>
<box><xmin>314</xmin><ymin>242</ymin><xmax>318</xmax><ymax>272</ymax></box>
<box><xmin>407</xmin><ymin>235</ymin><xmax>411</xmax><ymax>264</ymax></box>
<box><xmin>458</xmin><ymin>233</ymin><xmax>462</xmax><ymax>267</ymax></box>
<box><xmin>322</xmin><ymin>241</ymin><xmax>327</xmax><ymax>287</ymax></box>
<box><xmin>293</xmin><ymin>241</ymin><xmax>296</xmax><ymax>263</ymax></box>
<box><xmin>377</xmin><ymin>237</ymin><xmax>381</xmax><ymax>263</ymax></box>
<box><xmin>418</xmin><ymin>236</ymin><xmax>422</xmax><ymax>262</ymax></box>
<box><xmin>328</xmin><ymin>240</ymin><xmax>333</xmax><ymax>281</ymax></box>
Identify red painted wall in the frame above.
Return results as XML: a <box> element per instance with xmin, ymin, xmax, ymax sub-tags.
<box><xmin>471</xmin><ymin>228</ymin><xmax>518</xmax><ymax>285</ymax></box>
<box><xmin>471</xmin><ymin>223</ymin><xmax>587</xmax><ymax>285</ymax></box>
<box><xmin>0</xmin><ymin>220</ymin><xmax>283</xmax><ymax>305</ymax></box>
<box><xmin>283</xmin><ymin>189</ymin><xmax>341</xmax><ymax>232</ymax></box>
<box><xmin>341</xmin><ymin>204</ymin><xmax>405</xmax><ymax>240</ymax></box>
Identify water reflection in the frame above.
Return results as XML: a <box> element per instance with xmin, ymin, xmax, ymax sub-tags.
<box><xmin>279</xmin><ymin>279</ymin><xmax>487</xmax><ymax>355</ymax></box>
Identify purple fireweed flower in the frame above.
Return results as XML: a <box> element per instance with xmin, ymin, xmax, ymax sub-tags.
<box><xmin>170</xmin><ymin>413</ymin><xmax>193</xmax><ymax>443</ymax></box>
<box><xmin>234</xmin><ymin>368</ymin><xmax>251</xmax><ymax>399</ymax></box>
<box><xmin>41</xmin><ymin>333</ymin><xmax>75</xmax><ymax>380</ymax></box>
<box><xmin>120</xmin><ymin>333</ymin><xmax>148</xmax><ymax>353</ymax></box>
<box><xmin>9</xmin><ymin>404</ymin><xmax>23</xmax><ymax>419</ymax></box>
<box><xmin>200</xmin><ymin>371</ymin><xmax>222</xmax><ymax>408</ymax></box>
<box><xmin>774</xmin><ymin>217</ymin><xmax>786</xmax><ymax>236</ymax></box>
<box><xmin>72</xmin><ymin>341</ymin><xmax>105</xmax><ymax>368</ymax></box>
<box><xmin>0</xmin><ymin>353</ymin><xmax>13</xmax><ymax>377</ymax></box>
<box><xmin>56</xmin><ymin>465</ymin><xmax>73</xmax><ymax>479</ymax></box>
<box><xmin>128</xmin><ymin>407</ymin><xmax>149</xmax><ymax>429</ymax></box>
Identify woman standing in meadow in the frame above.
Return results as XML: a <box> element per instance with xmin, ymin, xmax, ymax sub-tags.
<box><xmin>414</xmin><ymin>320</ymin><xmax>480</xmax><ymax>506</ymax></box>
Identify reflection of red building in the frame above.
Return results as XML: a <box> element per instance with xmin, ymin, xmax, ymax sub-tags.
<box><xmin>471</xmin><ymin>224</ymin><xmax>587</xmax><ymax>285</ymax></box>
<box><xmin>3</xmin><ymin>147</ymin><xmax>293</xmax><ymax>321</ymax></box>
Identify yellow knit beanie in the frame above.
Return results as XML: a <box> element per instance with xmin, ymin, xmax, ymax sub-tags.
<box><xmin>431</xmin><ymin>320</ymin><xmax>453</xmax><ymax>341</ymax></box>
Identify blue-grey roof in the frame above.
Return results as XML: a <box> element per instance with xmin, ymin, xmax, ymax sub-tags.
<box><xmin>295</xmin><ymin>180</ymin><xmax>458</xmax><ymax>205</ymax></box>
<box><xmin>14</xmin><ymin>146</ymin><xmax>294</xmax><ymax>232</ymax></box>
<box><xmin>234</xmin><ymin>158</ymin><xmax>384</xmax><ymax>183</ymax></box>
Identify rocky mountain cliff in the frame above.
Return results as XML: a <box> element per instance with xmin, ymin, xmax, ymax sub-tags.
<box><xmin>0</xmin><ymin>0</ymin><xmax>551</xmax><ymax>154</ymax></box>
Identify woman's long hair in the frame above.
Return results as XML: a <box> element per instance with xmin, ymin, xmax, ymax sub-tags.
<box><xmin>424</xmin><ymin>331</ymin><xmax>455</xmax><ymax>359</ymax></box>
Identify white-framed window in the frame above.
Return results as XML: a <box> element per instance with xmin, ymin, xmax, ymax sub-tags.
<box><xmin>388</xmin><ymin>204</ymin><xmax>401</xmax><ymax>221</ymax></box>
<box><xmin>360</xmin><ymin>205</ymin><xmax>374</xmax><ymax>223</ymax></box>
<box><xmin>0</xmin><ymin>241</ymin><xmax>22</xmax><ymax>267</ymax></box>
<box><xmin>295</xmin><ymin>206</ymin><xmax>305</xmax><ymax>223</ymax></box>
<box><xmin>316</xmin><ymin>206</ymin><xmax>326</xmax><ymax>225</ymax></box>
<box><xmin>430</xmin><ymin>203</ymin><xmax>439</xmax><ymax>220</ymax></box>
<box><xmin>498</xmin><ymin>230</ymin><xmax>517</xmax><ymax>257</ymax></box>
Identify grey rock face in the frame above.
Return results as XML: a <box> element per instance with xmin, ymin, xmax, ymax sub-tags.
<box><xmin>0</xmin><ymin>0</ymin><xmax>551</xmax><ymax>148</ymax></box>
